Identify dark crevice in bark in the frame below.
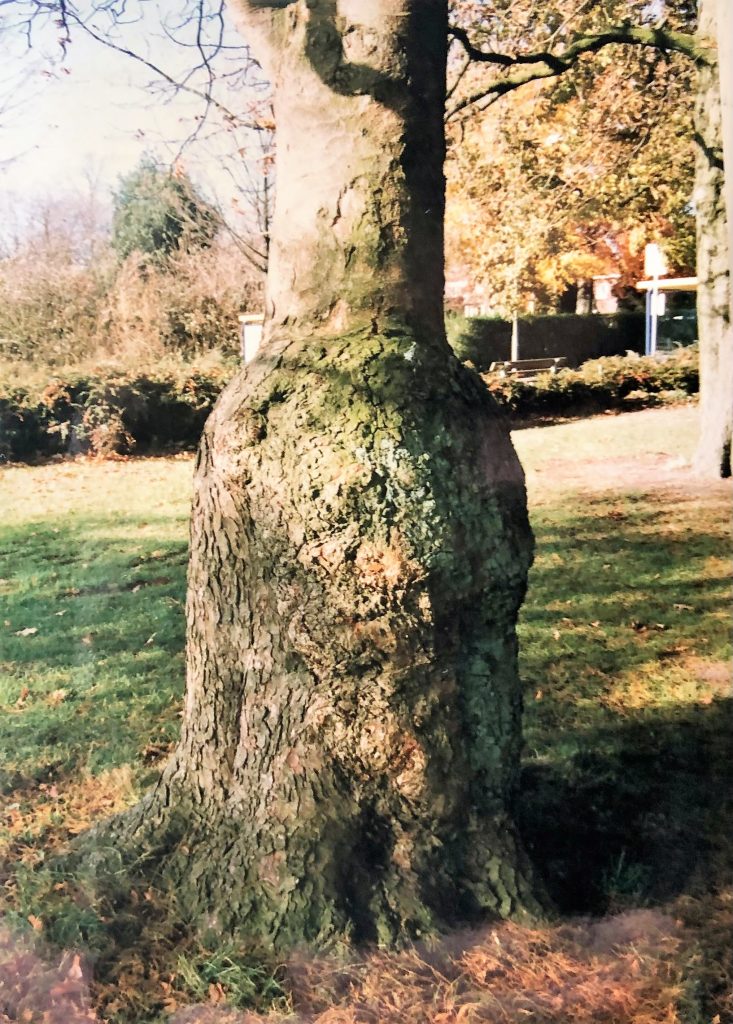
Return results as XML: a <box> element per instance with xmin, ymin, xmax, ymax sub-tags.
<box><xmin>693</xmin><ymin>131</ymin><xmax>726</xmax><ymax>171</ymax></box>
<box><xmin>302</xmin><ymin>0</ymin><xmax>402</xmax><ymax>106</ymax></box>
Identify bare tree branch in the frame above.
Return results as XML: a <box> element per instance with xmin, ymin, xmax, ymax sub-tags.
<box><xmin>447</xmin><ymin>22</ymin><xmax>712</xmax><ymax>119</ymax></box>
<box><xmin>60</xmin><ymin>6</ymin><xmax>267</xmax><ymax>131</ymax></box>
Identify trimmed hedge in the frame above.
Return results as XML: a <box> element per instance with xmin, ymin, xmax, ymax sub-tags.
<box><xmin>0</xmin><ymin>348</ymin><xmax>698</xmax><ymax>462</ymax></box>
<box><xmin>447</xmin><ymin>312</ymin><xmax>648</xmax><ymax>371</ymax></box>
<box><xmin>0</xmin><ymin>368</ymin><xmax>229</xmax><ymax>461</ymax></box>
<box><xmin>483</xmin><ymin>348</ymin><xmax>699</xmax><ymax>422</ymax></box>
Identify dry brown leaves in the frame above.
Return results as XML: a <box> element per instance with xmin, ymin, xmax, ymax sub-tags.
<box><xmin>281</xmin><ymin>912</ymin><xmax>684</xmax><ymax>1024</ymax></box>
<box><xmin>1</xmin><ymin>768</ymin><xmax>137</xmax><ymax>865</ymax></box>
<box><xmin>158</xmin><ymin>911</ymin><xmax>686</xmax><ymax>1024</ymax></box>
<box><xmin>0</xmin><ymin>927</ymin><xmax>97</xmax><ymax>1024</ymax></box>
<box><xmin>0</xmin><ymin>907</ymin><xmax>705</xmax><ymax>1024</ymax></box>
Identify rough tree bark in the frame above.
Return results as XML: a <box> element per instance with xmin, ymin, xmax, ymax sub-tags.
<box><xmin>694</xmin><ymin>0</ymin><xmax>732</xmax><ymax>477</ymax></box>
<box><xmin>717</xmin><ymin>0</ymin><xmax>733</xmax><ymax>294</ymax></box>
<box><xmin>87</xmin><ymin>0</ymin><xmax>540</xmax><ymax>947</ymax></box>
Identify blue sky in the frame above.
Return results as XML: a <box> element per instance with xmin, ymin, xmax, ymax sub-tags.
<box><xmin>0</xmin><ymin>3</ymin><xmax>263</xmax><ymax>225</ymax></box>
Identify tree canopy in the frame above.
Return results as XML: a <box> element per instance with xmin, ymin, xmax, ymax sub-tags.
<box><xmin>446</xmin><ymin>40</ymin><xmax>696</xmax><ymax>314</ymax></box>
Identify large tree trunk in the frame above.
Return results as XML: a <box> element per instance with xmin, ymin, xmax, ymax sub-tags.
<box><xmin>694</xmin><ymin>0</ymin><xmax>732</xmax><ymax>477</ymax></box>
<box><xmin>715</xmin><ymin>0</ymin><xmax>733</xmax><ymax>302</ymax></box>
<box><xmin>89</xmin><ymin>0</ymin><xmax>540</xmax><ymax>947</ymax></box>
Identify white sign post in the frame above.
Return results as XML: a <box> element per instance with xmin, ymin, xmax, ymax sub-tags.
<box><xmin>239</xmin><ymin>314</ymin><xmax>264</xmax><ymax>364</ymax></box>
<box><xmin>644</xmin><ymin>243</ymin><xmax>668</xmax><ymax>355</ymax></box>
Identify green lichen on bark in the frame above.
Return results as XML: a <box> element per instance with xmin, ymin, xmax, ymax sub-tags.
<box><xmin>78</xmin><ymin>322</ymin><xmax>541</xmax><ymax>949</ymax></box>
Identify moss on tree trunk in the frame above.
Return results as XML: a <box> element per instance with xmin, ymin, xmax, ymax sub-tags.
<box><xmin>79</xmin><ymin>0</ymin><xmax>543</xmax><ymax>946</ymax></box>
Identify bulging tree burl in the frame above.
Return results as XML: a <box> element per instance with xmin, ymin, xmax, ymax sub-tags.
<box><xmin>89</xmin><ymin>0</ymin><xmax>541</xmax><ymax>947</ymax></box>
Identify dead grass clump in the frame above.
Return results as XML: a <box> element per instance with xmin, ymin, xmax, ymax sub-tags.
<box><xmin>0</xmin><ymin>237</ymin><xmax>262</xmax><ymax>370</ymax></box>
<box><xmin>161</xmin><ymin>911</ymin><xmax>684</xmax><ymax>1024</ymax></box>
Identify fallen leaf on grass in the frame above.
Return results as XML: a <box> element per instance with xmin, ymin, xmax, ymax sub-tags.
<box><xmin>660</xmin><ymin>643</ymin><xmax>690</xmax><ymax>658</ymax></box>
<box><xmin>131</xmin><ymin>576</ymin><xmax>172</xmax><ymax>594</ymax></box>
<box><xmin>142</xmin><ymin>741</ymin><xmax>173</xmax><ymax>764</ymax></box>
<box><xmin>47</xmin><ymin>689</ymin><xmax>68</xmax><ymax>706</ymax></box>
<box><xmin>15</xmin><ymin>627</ymin><xmax>38</xmax><ymax>637</ymax></box>
<box><xmin>208</xmin><ymin>981</ymin><xmax>227</xmax><ymax>1004</ymax></box>
<box><xmin>27</xmin><ymin>914</ymin><xmax>43</xmax><ymax>932</ymax></box>
<box><xmin>631</xmin><ymin>621</ymin><xmax>667</xmax><ymax>633</ymax></box>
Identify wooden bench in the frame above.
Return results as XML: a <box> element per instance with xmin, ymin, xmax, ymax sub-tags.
<box><xmin>488</xmin><ymin>356</ymin><xmax>568</xmax><ymax>379</ymax></box>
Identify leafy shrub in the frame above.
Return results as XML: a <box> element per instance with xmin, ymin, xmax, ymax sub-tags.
<box><xmin>0</xmin><ymin>349</ymin><xmax>698</xmax><ymax>462</ymax></box>
<box><xmin>111</xmin><ymin>158</ymin><xmax>220</xmax><ymax>264</ymax></box>
<box><xmin>0</xmin><ymin>365</ymin><xmax>232</xmax><ymax>461</ymax></box>
<box><xmin>483</xmin><ymin>347</ymin><xmax>699</xmax><ymax>421</ymax></box>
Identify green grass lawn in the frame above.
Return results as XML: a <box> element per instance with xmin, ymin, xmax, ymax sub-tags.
<box><xmin>0</xmin><ymin>457</ymin><xmax>193</xmax><ymax>786</ymax></box>
<box><xmin>0</xmin><ymin>404</ymin><xmax>731</xmax><ymax>1022</ymax></box>
<box><xmin>513</xmin><ymin>407</ymin><xmax>732</xmax><ymax>922</ymax></box>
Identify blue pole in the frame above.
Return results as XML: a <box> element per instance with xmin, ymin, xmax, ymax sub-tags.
<box><xmin>645</xmin><ymin>289</ymin><xmax>651</xmax><ymax>356</ymax></box>
<box><xmin>650</xmin><ymin>280</ymin><xmax>659</xmax><ymax>355</ymax></box>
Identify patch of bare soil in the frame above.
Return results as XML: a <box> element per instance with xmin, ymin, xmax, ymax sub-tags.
<box><xmin>530</xmin><ymin>451</ymin><xmax>732</xmax><ymax>502</ymax></box>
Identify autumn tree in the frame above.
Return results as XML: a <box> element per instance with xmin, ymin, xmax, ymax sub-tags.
<box><xmin>445</xmin><ymin>0</ymin><xmax>729</xmax><ymax>475</ymax></box>
<box><xmin>445</xmin><ymin>45</ymin><xmax>696</xmax><ymax>314</ymax></box>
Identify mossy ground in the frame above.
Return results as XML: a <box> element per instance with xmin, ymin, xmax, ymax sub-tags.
<box><xmin>0</xmin><ymin>403</ymin><xmax>730</xmax><ymax>1022</ymax></box>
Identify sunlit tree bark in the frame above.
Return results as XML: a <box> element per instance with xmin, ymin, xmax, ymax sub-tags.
<box><xmin>92</xmin><ymin>0</ymin><xmax>539</xmax><ymax>948</ymax></box>
<box><xmin>693</xmin><ymin>0</ymin><xmax>732</xmax><ymax>477</ymax></box>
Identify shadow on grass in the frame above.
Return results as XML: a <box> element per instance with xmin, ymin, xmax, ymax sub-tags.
<box><xmin>1</xmin><ymin>493</ymin><xmax>730</xmax><ymax>922</ymax></box>
<box><xmin>0</xmin><ymin>516</ymin><xmax>187</xmax><ymax>785</ymax></box>
<box><xmin>520</xmin><ymin>699</ymin><xmax>733</xmax><ymax>913</ymax></box>
<box><xmin>518</xmin><ymin>498</ymin><xmax>732</xmax><ymax>913</ymax></box>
